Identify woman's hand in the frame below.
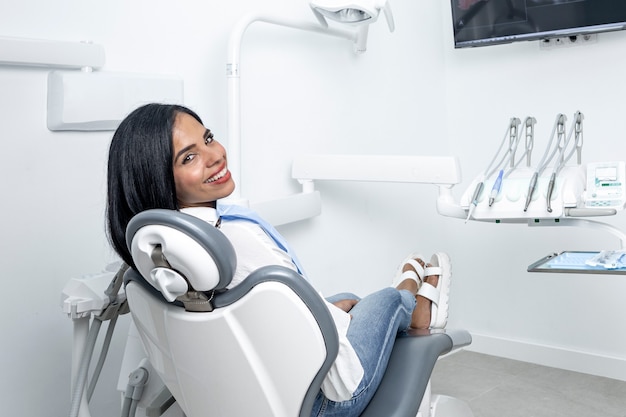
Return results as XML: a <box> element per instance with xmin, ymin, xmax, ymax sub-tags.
<box><xmin>332</xmin><ymin>299</ymin><xmax>359</xmax><ymax>313</ymax></box>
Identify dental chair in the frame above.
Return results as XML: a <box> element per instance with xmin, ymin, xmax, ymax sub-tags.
<box><xmin>123</xmin><ymin>209</ymin><xmax>474</xmax><ymax>417</ymax></box>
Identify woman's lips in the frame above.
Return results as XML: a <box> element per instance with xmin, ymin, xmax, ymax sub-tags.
<box><xmin>205</xmin><ymin>167</ymin><xmax>231</xmax><ymax>184</ymax></box>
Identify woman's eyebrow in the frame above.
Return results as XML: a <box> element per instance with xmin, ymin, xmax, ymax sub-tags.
<box><xmin>174</xmin><ymin>144</ymin><xmax>196</xmax><ymax>163</ymax></box>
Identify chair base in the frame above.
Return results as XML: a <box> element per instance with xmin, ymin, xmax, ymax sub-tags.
<box><xmin>428</xmin><ymin>394</ymin><xmax>474</xmax><ymax>417</ymax></box>
<box><xmin>417</xmin><ymin>382</ymin><xmax>474</xmax><ymax>417</ymax></box>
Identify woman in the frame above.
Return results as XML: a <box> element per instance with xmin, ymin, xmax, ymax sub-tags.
<box><xmin>107</xmin><ymin>103</ymin><xmax>451</xmax><ymax>417</ymax></box>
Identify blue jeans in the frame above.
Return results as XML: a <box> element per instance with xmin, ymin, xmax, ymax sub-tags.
<box><xmin>310</xmin><ymin>288</ymin><xmax>416</xmax><ymax>417</ymax></box>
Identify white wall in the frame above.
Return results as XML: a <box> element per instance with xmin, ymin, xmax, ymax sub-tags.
<box><xmin>0</xmin><ymin>0</ymin><xmax>625</xmax><ymax>416</ymax></box>
<box><xmin>438</xmin><ymin>4</ymin><xmax>626</xmax><ymax>380</ymax></box>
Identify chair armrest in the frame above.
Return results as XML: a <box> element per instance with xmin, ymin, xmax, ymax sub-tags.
<box><xmin>443</xmin><ymin>328</ymin><xmax>472</xmax><ymax>350</ymax></box>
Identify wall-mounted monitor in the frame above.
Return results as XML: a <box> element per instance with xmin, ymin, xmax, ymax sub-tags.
<box><xmin>451</xmin><ymin>0</ymin><xmax>626</xmax><ymax>48</ymax></box>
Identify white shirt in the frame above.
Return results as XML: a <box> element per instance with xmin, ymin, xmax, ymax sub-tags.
<box><xmin>181</xmin><ymin>207</ymin><xmax>364</xmax><ymax>401</ymax></box>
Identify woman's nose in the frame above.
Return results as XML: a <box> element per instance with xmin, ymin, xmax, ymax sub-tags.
<box><xmin>203</xmin><ymin>149</ymin><xmax>222</xmax><ymax>167</ymax></box>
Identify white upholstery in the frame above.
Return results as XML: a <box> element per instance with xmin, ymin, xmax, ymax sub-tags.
<box><xmin>131</xmin><ymin>224</ymin><xmax>222</xmax><ymax>297</ymax></box>
<box><xmin>126</xmin><ymin>274</ymin><xmax>332</xmax><ymax>417</ymax></box>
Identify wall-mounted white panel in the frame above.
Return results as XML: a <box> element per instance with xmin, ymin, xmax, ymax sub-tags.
<box><xmin>47</xmin><ymin>71</ymin><xmax>184</xmax><ymax>131</ymax></box>
<box><xmin>292</xmin><ymin>154</ymin><xmax>462</xmax><ymax>185</ymax></box>
<box><xmin>0</xmin><ymin>36</ymin><xmax>105</xmax><ymax>69</ymax></box>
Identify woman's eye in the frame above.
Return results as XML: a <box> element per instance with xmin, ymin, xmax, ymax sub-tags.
<box><xmin>182</xmin><ymin>153</ymin><xmax>196</xmax><ymax>164</ymax></box>
<box><xmin>204</xmin><ymin>130</ymin><xmax>214</xmax><ymax>145</ymax></box>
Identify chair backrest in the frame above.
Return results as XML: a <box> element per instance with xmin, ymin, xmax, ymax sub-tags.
<box><xmin>124</xmin><ymin>209</ymin><xmax>339</xmax><ymax>417</ymax></box>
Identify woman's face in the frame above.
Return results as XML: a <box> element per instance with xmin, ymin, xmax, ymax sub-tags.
<box><xmin>172</xmin><ymin>112</ymin><xmax>235</xmax><ymax>208</ymax></box>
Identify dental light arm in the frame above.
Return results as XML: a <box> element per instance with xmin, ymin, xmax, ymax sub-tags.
<box><xmin>226</xmin><ymin>10</ymin><xmax>378</xmax><ymax>204</ymax></box>
<box><xmin>225</xmin><ymin>2</ymin><xmax>401</xmax><ymax>225</ymax></box>
<box><xmin>227</xmin><ymin>14</ymin><xmax>356</xmax><ymax>203</ymax></box>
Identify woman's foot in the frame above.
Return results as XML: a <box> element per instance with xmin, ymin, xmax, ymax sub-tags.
<box><xmin>410</xmin><ymin>265</ymin><xmax>439</xmax><ymax>329</ymax></box>
<box><xmin>410</xmin><ymin>252</ymin><xmax>451</xmax><ymax>329</ymax></box>
<box><xmin>394</xmin><ymin>256</ymin><xmax>426</xmax><ymax>295</ymax></box>
<box><xmin>393</xmin><ymin>253</ymin><xmax>426</xmax><ymax>294</ymax></box>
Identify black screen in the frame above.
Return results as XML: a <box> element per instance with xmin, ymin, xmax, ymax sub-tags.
<box><xmin>452</xmin><ymin>0</ymin><xmax>626</xmax><ymax>48</ymax></box>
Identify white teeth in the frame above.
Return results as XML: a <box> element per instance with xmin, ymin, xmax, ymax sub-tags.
<box><xmin>206</xmin><ymin>167</ymin><xmax>227</xmax><ymax>183</ymax></box>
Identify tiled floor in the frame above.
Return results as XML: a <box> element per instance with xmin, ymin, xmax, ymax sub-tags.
<box><xmin>431</xmin><ymin>350</ymin><xmax>626</xmax><ymax>417</ymax></box>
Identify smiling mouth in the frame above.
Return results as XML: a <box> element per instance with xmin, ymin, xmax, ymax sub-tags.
<box><xmin>205</xmin><ymin>167</ymin><xmax>229</xmax><ymax>183</ymax></box>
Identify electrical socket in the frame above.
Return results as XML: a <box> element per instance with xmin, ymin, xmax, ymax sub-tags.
<box><xmin>539</xmin><ymin>33</ymin><xmax>598</xmax><ymax>50</ymax></box>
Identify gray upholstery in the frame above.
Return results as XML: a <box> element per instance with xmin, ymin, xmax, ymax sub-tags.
<box><xmin>362</xmin><ymin>330</ymin><xmax>455</xmax><ymax>416</ymax></box>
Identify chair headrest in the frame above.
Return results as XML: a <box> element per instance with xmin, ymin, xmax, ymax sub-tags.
<box><xmin>125</xmin><ymin>209</ymin><xmax>236</xmax><ymax>302</ymax></box>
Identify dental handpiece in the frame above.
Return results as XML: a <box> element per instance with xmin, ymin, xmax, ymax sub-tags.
<box><xmin>523</xmin><ymin>172</ymin><xmax>538</xmax><ymax>212</ymax></box>
<box><xmin>465</xmin><ymin>181</ymin><xmax>484</xmax><ymax>223</ymax></box>
<box><xmin>488</xmin><ymin>169</ymin><xmax>504</xmax><ymax>207</ymax></box>
<box><xmin>546</xmin><ymin>172</ymin><xmax>556</xmax><ymax>213</ymax></box>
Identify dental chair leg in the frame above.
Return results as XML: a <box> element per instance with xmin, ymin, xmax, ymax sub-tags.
<box><xmin>416</xmin><ymin>382</ymin><xmax>473</xmax><ymax>417</ymax></box>
<box><xmin>430</xmin><ymin>395</ymin><xmax>474</xmax><ymax>417</ymax></box>
<box><xmin>417</xmin><ymin>381</ymin><xmax>432</xmax><ymax>417</ymax></box>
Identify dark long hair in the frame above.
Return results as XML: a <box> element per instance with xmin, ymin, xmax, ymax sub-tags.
<box><xmin>106</xmin><ymin>103</ymin><xmax>203</xmax><ymax>267</ymax></box>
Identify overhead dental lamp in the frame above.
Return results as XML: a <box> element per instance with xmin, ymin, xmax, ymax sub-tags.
<box><xmin>309</xmin><ymin>0</ymin><xmax>395</xmax><ymax>32</ymax></box>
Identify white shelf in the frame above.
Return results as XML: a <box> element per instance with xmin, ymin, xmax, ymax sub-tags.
<box><xmin>0</xmin><ymin>36</ymin><xmax>105</xmax><ymax>69</ymax></box>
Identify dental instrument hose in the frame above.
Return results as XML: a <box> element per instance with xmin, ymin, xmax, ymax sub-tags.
<box><xmin>467</xmin><ymin>118</ymin><xmax>521</xmax><ymax>221</ymax></box>
<box><xmin>490</xmin><ymin>118</ymin><xmax>526</xmax><ymax>204</ymax></box>
<box><xmin>486</xmin><ymin>119</ymin><xmax>520</xmax><ymax>179</ymax></box>
<box><xmin>546</xmin><ymin>111</ymin><xmax>582</xmax><ymax>212</ymax></box>
<box><xmin>87</xmin><ymin>314</ymin><xmax>118</xmax><ymax>400</ymax></box>
<box><xmin>504</xmin><ymin>116</ymin><xmax>536</xmax><ymax>177</ymax></box>
<box><xmin>524</xmin><ymin>114</ymin><xmax>565</xmax><ymax>211</ymax></box>
<box><xmin>68</xmin><ymin>264</ymin><xmax>129</xmax><ymax>417</ymax></box>
<box><xmin>121</xmin><ymin>367</ymin><xmax>149</xmax><ymax>417</ymax></box>
<box><xmin>87</xmin><ymin>264</ymin><xmax>129</xmax><ymax>400</ymax></box>
<box><xmin>69</xmin><ymin>318</ymin><xmax>102</xmax><ymax>417</ymax></box>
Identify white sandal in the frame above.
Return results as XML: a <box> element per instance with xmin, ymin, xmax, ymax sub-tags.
<box><xmin>416</xmin><ymin>252</ymin><xmax>451</xmax><ymax>329</ymax></box>
<box><xmin>392</xmin><ymin>252</ymin><xmax>426</xmax><ymax>293</ymax></box>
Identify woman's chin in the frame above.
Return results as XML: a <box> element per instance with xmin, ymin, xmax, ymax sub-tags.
<box><xmin>217</xmin><ymin>182</ymin><xmax>236</xmax><ymax>200</ymax></box>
